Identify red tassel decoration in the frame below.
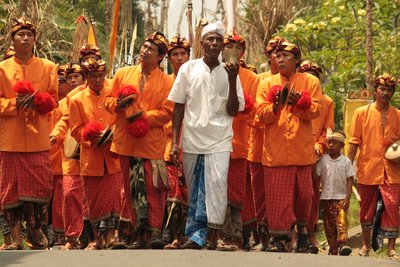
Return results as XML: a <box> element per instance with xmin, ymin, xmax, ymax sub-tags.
<box><xmin>239</xmin><ymin>93</ymin><xmax>255</xmax><ymax>115</ymax></box>
<box><xmin>115</xmin><ymin>85</ymin><xmax>139</xmax><ymax>98</ymax></box>
<box><xmin>267</xmin><ymin>85</ymin><xmax>283</xmax><ymax>103</ymax></box>
<box><xmin>33</xmin><ymin>92</ymin><xmax>57</xmax><ymax>114</ymax></box>
<box><xmin>13</xmin><ymin>80</ymin><xmax>35</xmax><ymax>95</ymax></box>
<box><xmin>127</xmin><ymin>116</ymin><xmax>150</xmax><ymax>138</ymax></box>
<box><xmin>295</xmin><ymin>91</ymin><xmax>311</xmax><ymax>110</ymax></box>
<box><xmin>82</xmin><ymin>121</ymin><xmax>104</xmax><ymax>142</ymax></box>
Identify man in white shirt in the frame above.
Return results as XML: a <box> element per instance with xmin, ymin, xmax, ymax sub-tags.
<box><xmin>168</xmin><ymin>21</ymin><xmax>244</xmax><ymax>250</ymax></box>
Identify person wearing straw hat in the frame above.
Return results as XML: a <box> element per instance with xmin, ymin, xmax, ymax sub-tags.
<box><xmin>298</xmin><ymin>59</ymin><xmax>335</xmax><ymax>253</ymax></box>
<box><xmin>348</xmin><ymin>73</ymin><xmax>400</xmax><ymax>260</ymax></box>
<box><xmin>69</xmin><ymin>58</ymin><xmax>123</xmax><ymax>250</ymax></box>
<box><xmin>256</xmin><ymin>39</ymin><xmax>322</xmax><ymax>253</ymax></box>
<box><xmin>105</xmin><ymin>31</ymin><xmax>174</xmax><ymax>249</ymax></box>
<box><xmin>0</xmin><ymin>17</ymin><xmax>58</xmax><ymax>250</ymax></box>
<box><xmin>221</xmin><ymin>30</ymin><xmax>258</xmax><ymax>251</ymax></box>
<box><xmin>162</xmin><ymin>36</ymin><xmax>190</xmax><ymax>250</ymax></box>
<box><xmin>168</xmin><ymin>21</ymin><xmax>245</xmax><ymax>250</ymax></box>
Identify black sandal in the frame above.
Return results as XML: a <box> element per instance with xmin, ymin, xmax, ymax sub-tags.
<box><xmin>296</xmin><ymin>233</ymin><xmax>311</xmax><ymax>253</ymax></box>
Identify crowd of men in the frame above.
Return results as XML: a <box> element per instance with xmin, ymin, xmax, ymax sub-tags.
<box><xmin>0</xmin><ymin>17</ymin><xmax>399</xmax><ymax>260</ymax></box>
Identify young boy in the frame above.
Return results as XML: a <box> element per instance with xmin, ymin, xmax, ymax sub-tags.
<box><xmin>314</xmin><ymin>129</ymin><xmax>354</xmax><ymax>255</ymax></box>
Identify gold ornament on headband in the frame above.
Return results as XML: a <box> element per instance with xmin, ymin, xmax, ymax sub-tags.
<box><xmin>298</xmin><ymin>60</ymin><xmax>323</xmax><ymax>76</ymax></box>
<box><xmin>374</xmin><ymin>73</ymin><xmax>396</xmax><ymax>88</ymax></box>
<box><xmin>224</xmin><ymin>31</ymin><xmax>246</xmax><ymax>51</ymax></box>
<box><xmin>11</xmin><ymin>17</ymin><xmax>36</xmax><ymax>36</ymax></box>
<box><xmin>66</xmin><ymin>63</ymin><xmax>84</xmax><ymax>76</ymax></box>
<box><xmin>168</xmin><ymin>36</ymin><xmax>190</xmax><ymax>54</ymax></box>
<box><xmin>79</xmin><ymin>44</ymin><xmax>102</xmax><ymax>60</ymax></box>
<box><xmin>276</xmin><ymin>40</ymin><xmax>301</xmax><ymax>58</ymax></box>
<box><xmin>265</xmin><ymin>36</ymin><xmax>286</xmax><ymax>55</ymax></box>
<box><xmin>57</xmin><ymin>64</ymin><xmax>69</xmax><ymax>77</ymax></box>
<box><xmin>3</xmin><ymin>45</ymin><xmax>15</xmax><ymax>60</ymax></box>
<box><xmin>326</xmin><ymin>128</ymin><xmax>345</xmax><ymax>143</ymax></box>
<box><xmin>82</xmin><ymin>58</ymin><xmax>106</xmax><ymax>72</ymax></box>
<box><xmin>145</xmin><ymin>31</ymin><xmax>169</xmax><ymax>55</ymax></box>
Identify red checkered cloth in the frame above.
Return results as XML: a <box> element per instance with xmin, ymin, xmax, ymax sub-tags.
<box><xmin>241</xmin><ymin>166</ymin><xmax>256</xmax><ymax>228</ymax></box>
<box><xmin>0</xmin><ymin>151</ymin><xmax>53</xmax><ymax>209</ymax></box>
<box><xmin>62</xmin><ymin>175</ymin><xmax>84</xmax><ymax>238</ymax></box>
<box><xmin>166</xmin><ymin>164</ymin><xmax>188</xmax><ymax>205</ymax></box>
<box><xmin>144</xmin><ymin>159</ymin><xmax>167</xmax><ymax>230</ymax></box>
<box><xmin>249</xmin><ymin>162</ymin><xmax>266</xmax><ymax>225</ymax></box>
<box><xmin>264</xmin><ymin>165</ymin><xmax>313</xmax><ymax>234</ymax></box>
<box><xmin>82</xmin><ymin>172</ymin><xmax>122</xmax><ymax>223</ymax></box>
<box><xmin>307</xmin><ymin>176</ymin><xmax>320</xmax><ymax>234</ymax></box>
<box><xmin>119</xmin><ymin>156</ymin><xmax>136</xmax><ymax>226</ymax></box>
<box><xmin>227</xmin><ymin>159</ymin><xmax>247</xmax><ymax>209</ymax></box>
<box><xmin>52</xmin><ymin>175</ymin><xmax>64</xmax><ymax>233</ymax></box>
<box><xmin>358</xmin><ymin>177</ymin><xmax>400</xmax><ymax>231</ymax></box>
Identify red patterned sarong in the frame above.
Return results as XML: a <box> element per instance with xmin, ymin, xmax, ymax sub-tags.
<box><xmin>358</xmin><ymin>178</ymin><xmax>400</xmax><ymax>231</ymax></box>
<box><xmin>264</xmin><ymin>165</ymin><xmax>313</xmax><ymax>234</ymax></box>
<box><xmin>167</xmin><ymin>164</ymin><xmax>188</xmax><ymax>205</ymax></box>
<box><xmin>0</xmin><ymin>151</ymin><xmax>53</xmax><ymax>209</ymax></box>
<box><xmin>62</xmin><ymin>175</ymin><xmax>84</xmax><ymax>238</ymax></box>
<box><xmin>307</xmin><ymin>176</ymin><xmax>320</xmax><ymax>233</ymax></box>
<box><xmin>82</xmin><ymin>172</ymin><xmax>122</xmax><ymax>223</ymax></box>
<box><xmin>241</xmin><ymin>165</ymin><xmax>256</xmax><ymax>228</ymax></box>
<box><xmin>52</xmin><ymin>175</ymin><xmax>64</xmax><ymax>233</ymax></box>
<box><xmin>119</xmin><ymin>156</ymin><xmax>136</xmax><ymax>226</ymax></box>
<box><xmin>227</xmin><ymin>159</ymin><xmax>247</xmax><ymax>209</ymax></box>
<box><xmin>144</xmin><ymin>160</ymin><xmax>167</xmax><ymax>231</ymax></box>
<box><xmin>249</xmin><ymin>162</ymin><xmax>266</xmax><ymax>225</ymax></box>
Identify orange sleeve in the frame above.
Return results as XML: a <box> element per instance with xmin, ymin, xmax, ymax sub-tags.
<box><xmin>256</xmin><ymin>78</ymin><xmax>279</xmax><ymax>125</ymax></box>
<box><xmin>49</xmin><ymin>63</ymin><xmax>59</xmax><ymax>105</ymax></box>
<box><xmin>349</xmin><ymin>107</ymin><xmax>363</xmax><ymax>145</ymax></box>
<box><xmin>0</xmin><ymin>69</ymin><xmax>18</xmax><ymax>116</ymax></box>
<box><xmin>69</xmin><ymin>96</ymin><xmax>91</xmax><ymax>147</ymax></box>
<box><xmin>316</xmin><ymin>98</ymin><xmax>335</xmax><ymax>146</ymax></box>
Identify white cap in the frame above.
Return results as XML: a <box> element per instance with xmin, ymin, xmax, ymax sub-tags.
<box><xmin>201</xmin><ymin>21</ymin><xmax>225</xmax><ymax>39</ymax></box>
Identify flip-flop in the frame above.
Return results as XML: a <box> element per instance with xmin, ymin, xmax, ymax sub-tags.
<box><xmin>215</xmin><ymin>239</ymin><xmax>236</xmax><ymax>252</ymax></box>
<box><xmin>164</xmin><ymin>241</ymin><xmax>180</xmax><ymax>249</ymax></box>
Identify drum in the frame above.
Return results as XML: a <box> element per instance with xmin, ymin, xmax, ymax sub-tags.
<box><xmin>64</xmin><ymin>129</ymin><xmax>80</xmax><ymax>159</ymax></box>
<box><xmin>385</xmin><ymin>140</ymin><xmax>400</xmax><ymax>162</ymax></box>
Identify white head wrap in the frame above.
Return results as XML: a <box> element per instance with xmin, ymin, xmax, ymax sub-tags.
<box><xmin>326</xmin><ymin>128</ymin><xmax>345</xmax><ymax>143</ymax></box>
<box><xmin>201</xmin><ymin>21</ymin><xmax>225</xmax><ymax>39</ymax></box>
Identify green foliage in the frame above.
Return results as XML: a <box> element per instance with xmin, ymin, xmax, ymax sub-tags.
<box><xmin>275</xmin><ymin>0</ymin><xmax>400</xmax><ymax>127</ymax></box>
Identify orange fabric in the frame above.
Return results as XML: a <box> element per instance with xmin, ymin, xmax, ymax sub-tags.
<box><xmin>105</xmin><ymin>65</ymin><xmax>174</xmax><ymax>159</ymax></box>
<box><xmin>312</xmin><ymin>94</ymin><xmax>334</xmax><ymax>154</ymax></box>
<box><xmin>48</xmin><ymin>98</ymin><xmax>66</xmax><ymax>175</ymax></box>
<box><xmin>231</xmin><ymin>67</ymin><xmax>259</xmax><ymax>159</ymax></box>
<box><xmin>256</xmin><ymin>72</ymin><xmax>322</xmax><ymax>166</ymax></box>
<box><xmin>349</xmin><ymin>104</ymin><xmax>400</xmax><ymax>185</ymax></box>
<box><xmin>69</xmin><ymin>86</ymin><xmax>120</xmax><ymax>176</ymax></box>
<box><xmin>0</xmin><ymin>56</ymin><xmax>58</xmax><ymax>152</ymax></box>
<box><xmin>247</xmin><ymin>71</ymin><xmax>272</xmax><ymax>163</ymax></box>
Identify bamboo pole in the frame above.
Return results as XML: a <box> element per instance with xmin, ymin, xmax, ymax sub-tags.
<box><xmin>366</xmin><ymin>0</ymin><xmax>374</xmax><ymax>90</ymax></box>
<box><xmin>187</xmin><ymin>0</ymin><xmax>194</xmax><ymax>47</ymax></box>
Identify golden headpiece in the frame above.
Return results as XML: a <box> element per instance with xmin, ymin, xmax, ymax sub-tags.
<box><xmin>3</xmin><ymin>45</ymin><xmax>15</xmax><ymax>60</ymax></box>
<box><xmin>298</xmin><ymin>60</ymin><xmax>323</xmax><ymax>77</ymax></box>
<box><xmin>82</xmin><ymin>58</ymin><xmax>106</xmax><ymax>73</ymax></box>
<box><xmin>374</xmin><ymin>73</ymin><xmax>397</xmax><ymax>89</ymax></box>
<box><xmin>66</xmin><ymin>63</ymin><xmax>85</xmax><ymax>77</ymax></box>
<box><xmin>265</xmin><ymin>36</ymin><xmax>286</xmax><ymax>55</ymax></box>
<box><xmin>79</xmin><ymin>44</ymin><xmax>102</xmax><ymax>61</ymax></box>
<box><xmin>11</xmin><ymin>17</ymin><xmax>36</xmax><ymax>36</ymax></box>
<box><xmin>145</xmin><ymin>31</ymin><xmax>169</xmax><ymax>55</ymax></box>
<box><xmin>168</xmin><ymin>36</ymin><xmax>190</xmax><ymax>55</ymax></box>
<box><xmin>224</xmin><ymin>31</ymin><xmax>246</xmax><ymax>51</ymax></box>
<box><xmin>57</xmin><ymin>64</ymin><xmax>69</xmax><ymax>77</ymax></box>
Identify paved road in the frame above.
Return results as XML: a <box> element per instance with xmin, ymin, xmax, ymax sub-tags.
<box><xmin>0</xmin><ymin>250</ymin><xmax>398</xmax><ymax>267</ymax></box>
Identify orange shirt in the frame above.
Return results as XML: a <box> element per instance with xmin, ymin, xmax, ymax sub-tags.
<box><xmin>48</xmin><ymin>98</ymin><xmax>65</xmax><ymax>176</ymax></box>
<box><xmin>105</xmin><ymin>65</ymin><xmax>174</xmax><ymax>159</ymax></box>
<box><xmin>312</xmin><ymin>94</ymin><xmax>335</xmax><ymax>154</ymax></box>
<box><xmin>256</xmin><ymin>72</ymin><xmax>322</xmax><ymax>166</ymax></box>
<box><xmin>0</xmin><ymin>56</ymin><xmax>58</xmax><ymax>152</ymax></box>
<box><xmin>349</xmin><ymin>104</ymin><xmax>400</xmax><ymax>185</ymax></box>
<box><xmin>231</xmin><ymin>67</ymin><xmax>259</xmax><ymax>159</ymax></box>
<box><xmin>247</xmin><ymin>71</ymin><xmax>272</xmax><ymax>163</ymax></box>
<box><xmin>69</xmin><ymin>86</ymin><xmax>119</xmax><ymax>176</ymax></box>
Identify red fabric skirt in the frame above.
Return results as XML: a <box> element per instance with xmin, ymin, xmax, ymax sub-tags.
<box><xmin>307</xmin><ymin>176</ymin><xmax>320</xmax><ymax>233</ymax></box>
<box><xmin>62</xmin><ymin>175</ymin><xmax>84</xmax><ymax>238</ymax></box>
<box><xmin>119</xmin><ymin>156</ymin><xmax>136</xmax><ymax>226</ymax></box>
<box><xmin>249</xmin><ymin>162</ymin><xmax>266</xmax><ymax>225</ymax></box>
<box><xmin>166</xmin><ymin>164</ymin><xmax>188</xmax><ymax>205</ymax></box>
<box><xmin>144</xmin><ymin>159</ymin><xmax>167</xmax><ymax>231</ymax></box>
<box><xmin>241</xmin><ymin>165</ymin><xmax>256</xmax><ymax>228</ymax></box>
<box><xmin>82</xmin><ymin>172</ymin><xmax>122</xmax><ymax>223</ymax></box>
<box><xmin>0</xmin><ymin>151</ymin><xmax>53</xmax><ymax>209</ymax></box>
<box><xmin>358</xmin><ymin>177</ymin><xmax>400</xmax><ymax>231</ymax></box>
<box><xmin>264</xmin><ymin>165</ymin><xmax>313</xmax><ymax>234</ymax></box>
<box><xmin>227</xmin><ymin>159</ymin><xmax>247</xmax><ymax>209</ymax></box>
<box><xmin>52</xmin><ymin>175</ymin><xmax>64</xmax><ymax>233</ymax></box>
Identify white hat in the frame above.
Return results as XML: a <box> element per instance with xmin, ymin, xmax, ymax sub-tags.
<box><xmin>201</xmin><ymin>21</ymin><xmax>225</xmax><ymax>39</ymax></box>
<box><xmin>385</xmin><ymin>140</ymin><xmax>400</xmax><ymax>162</ymax></box>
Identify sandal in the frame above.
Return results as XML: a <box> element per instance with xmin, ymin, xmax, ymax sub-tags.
<box><xmin>266</xmin><ymin>239</ymin><xmax>287</xmax><ymax>252</ymax></box>
<box><xmin>181</xmin><ymin>240</ymin><xmax>202</xmax><ymax>250</ymax></box>
<box><xmin>4</xmin><ymin>243</ymin><xmax>24</xmax><ymax>250</ymax></box>
<box><xmin>164</xmin><ymin>240</ymin><xmax>180</xmax><ymax>249</ymax></box>
<box><xmin>150</xmin><ymin>235</ymin><xmax>165</xmax><ymax>249</ymax></box>
<box><xmin>127</xmin><ymin>239</ymin><xmax>147</xmax><ymax>249</ymax></box>
<box><xmin>296</xmin><ymin>233</ymin><xmax>311</xmax><ymax>253</ymax></box>
<box><xmin>106</xmin><ymin>240</ymin><xmax>127</xmax><ymax>250</ymax></box>
<box><xmin>215</xmin><ymin>239</ymin><xmax>236</xmax><ymax>252</ymax></box>
<box><xmin>251</xmin><ymin>243</ymin><xmax>266</xmax><ymax>252</ymax></box>
<box><xmin>339</xmin><ymin>246</ymin><xmax>352</xmax><ymax>256</ymax></box>
<box><xmin>388</xmin><ymin>250</ymin><xmax>400</xmax><ymax>261</ymax></box>
<box><xmin>59</xmin><ymin>240</ymin><xmax>79</xmax><ymax>250</ymax></box>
